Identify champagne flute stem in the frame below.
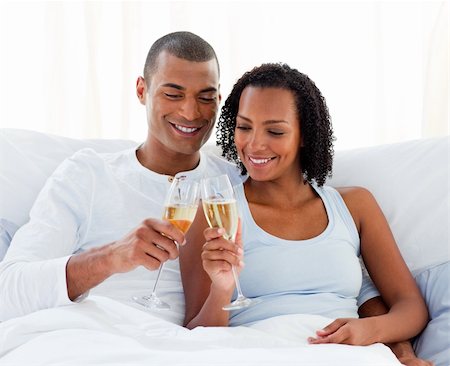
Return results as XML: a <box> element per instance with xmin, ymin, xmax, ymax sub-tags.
<box><xmin>151</xmin><ymin>262</ymin><xmax>165</xmax><ymax>295</ymax></box>
<box><xmin>231</xmin><ymin>265</ymin><xmax>245</xmax><ymax>298</ymax></box>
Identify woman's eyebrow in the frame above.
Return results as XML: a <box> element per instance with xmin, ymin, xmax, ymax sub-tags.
<box><xmin>237</xmin><ymin>114</ymin><xmax>251</xmax><ymax>122</ymax></box>
<box><xmin>237</xmin><ymin>114</ymin><xmax>288</xmax><ymax>125</ymax></box>
<box><xmin>263</xmin><ymin>120</ymin><xmax>288</xmax><ymax>125</ymax></box>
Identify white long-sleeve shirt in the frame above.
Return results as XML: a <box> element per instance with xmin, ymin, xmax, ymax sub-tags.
<box><xmin>0</xmin><ymin>147</ymin><xmax>242</xmax><ymax>323</ymax></box>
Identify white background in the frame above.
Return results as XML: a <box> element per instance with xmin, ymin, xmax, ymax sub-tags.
<box><xmin>0</xmin><ymin>0</ymin><xmax>448</xmax><ymax>150</ymax></box>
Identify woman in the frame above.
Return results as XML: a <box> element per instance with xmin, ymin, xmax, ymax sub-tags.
<box><xmin>180</xmin><ymin>63</ymin><xmax>428</xmax><ymax>348</ymax></box>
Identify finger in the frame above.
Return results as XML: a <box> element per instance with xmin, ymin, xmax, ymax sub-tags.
<box><xmin>150</xmin><ymin>235</ymin><xmax>179</xmax><ymax>260</ymax></box>
<box><xmin>307</xmin><ymin>336</ymin><xmax>320</xmax><ymax>344</ymax></box>
<box><xmin>202</xmin><ymin>250</ymin><xmax>244</xmax><ymax>270</ymax></box>
<box><xmin>308</xmin><ymin>328</ymin><xmax>348</xmax><ymax>345</ymax></box>
<box><xmin>135</xmin><ymin>226</ymin><xmax>179</xmax><ymax>260</ymax></box>
<box><xmin>203</xmin><ymin>259</ymin><xmax>232</xmax><ymax>273</ymax></box>
<box><xmin>136</xmin><ymin>220</ymin><xmax>182</xmax><ymax>259</ymax></box>
<box><xmin>309</xmin><ymin>322</ymin><xmax>350</xmax><ymax>345</ymax></box>
<box><xmin>139</xmin><ymin>254</ymin><xmax>164</xmax><ymax>271</ymax></box>
<box><xmin>235</xmin><ymin>219</ymin><xmax>243</xmax><ymax>249</ymax></box>
<box><xmin>316</xmin><ymin>318</ymin><xmax>348</xmax><ymax>337</ymax></box>
<box><xmin>142</xmin><ymin>241</ymin><xmax>171</xmax><ymax>263</ymax></box>
<box><xmin>202</xmin><ymin>249</ymin><xmax>242</xmax><ymax>267</ymax></box>
<box><xmin>203</xmin><ymin>238</ymin><xmax>240</xmax><ymax>255</ymax></box>
<box><xmin>144</xmin><ymin>218</ymin><xmax>186</xmax><ymax>246</ymax></box>
<box><xmin>132</xmin><ymin>225</ymin><xmax>176</xmax><ymax>258</ymax></box>
<box><xmin>204</xmin><ymin>227</ymin><xmax>226</xmax><ymax>241</ymax></box>
<box><xmin>129</xmin><ymin>244</ymin><xmax>165</xmax><ymax>270</ymax></box>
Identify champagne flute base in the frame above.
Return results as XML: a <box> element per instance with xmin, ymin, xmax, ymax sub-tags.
<box><xmin>132</xmin><ymin>293</ymin><xmax>170</xmax><ymax>310</ymax></box>
<box><xmin>222</xmin><ymin>296</ymin><xmax>262</xmax><ymax>311</ymax></box>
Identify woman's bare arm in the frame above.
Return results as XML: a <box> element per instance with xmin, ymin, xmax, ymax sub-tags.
<box><xmin>180</xmin><ymin>206</ymin><xmax>242</xmax><ymax>328</ymax></box>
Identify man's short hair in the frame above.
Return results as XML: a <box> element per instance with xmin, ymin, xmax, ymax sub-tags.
<box><xmin>143</xmin><ymin>31</ymin><xmax>219</xmax><ymax>82</ymax></box>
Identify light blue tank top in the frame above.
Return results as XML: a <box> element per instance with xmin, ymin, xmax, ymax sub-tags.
<box><xmin>229</xmin><ymin>182</ymin><xmax>362</xmax><ymax>326</ymax></box>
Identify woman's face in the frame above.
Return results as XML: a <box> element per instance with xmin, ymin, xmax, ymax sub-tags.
<box><xmin>234</xmin><ymin>86</ymin><xmax>301</xmax><ymax>182</ymax></box>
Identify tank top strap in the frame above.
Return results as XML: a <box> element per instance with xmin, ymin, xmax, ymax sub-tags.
<box><xmin>313</xmin><ymin>184</ymin><xmax>360</xmax><ymax>254</ymax></box>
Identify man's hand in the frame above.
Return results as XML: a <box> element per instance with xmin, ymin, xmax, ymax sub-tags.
<box><xmin>108</xmin><ymin>218</ymin><xmax>185</xmax><ymax>273</ymax></box>
<box><xmin>388</xmin><ymin>340</ymin><xmax>434</xmax><ymax>366</ymax></box>
<box><xmin>397</xmin><ymin>354</ymin><xmax>434</xmax><ymax>366</ymax></box>
<box><xmin>67</xmin><ymin>218</ymin><xmax>185</xmax><ymax>300</ymax></box>
<box><xmin>357</xmin><ymin>297</ymin><xmax>433</xmax><ymax>365</ymax></box>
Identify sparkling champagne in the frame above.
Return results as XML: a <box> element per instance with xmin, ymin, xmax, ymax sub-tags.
<box><xmin>202</xmin><ymin>199</ymin><xmax>239</xmax><ymax>240</ymax></box>
<box><xmin>163</xmin><ymin>204</ymin><xmax>197</xmax><ymax>233</ymax></box>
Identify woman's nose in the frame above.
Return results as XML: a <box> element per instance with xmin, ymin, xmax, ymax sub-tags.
<box><xmin>248</xmin><ymin>130</ymin><xmax>266</xmax><ymax>150</ymax></box>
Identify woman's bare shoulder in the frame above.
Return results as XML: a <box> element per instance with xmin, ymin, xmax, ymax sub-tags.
<box><xmin>333</xmin><ymin>186</ymin><xmax>378</xmax><ymax>228</ymax></box>
<box><xmin>334</xmin><ymin>186</ymin><xmax>374</xmax><ymax>202</ymax></box>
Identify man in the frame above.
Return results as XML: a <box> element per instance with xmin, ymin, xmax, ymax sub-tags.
<box><xmin>0</xmin><ymin>31</ymin><xmax>428</xmax><ymax>365</ymax></box>
<box><xmin>0</xmin><ymin>31</ymin><xmax>239</xmax><ymax>324</ymax></box>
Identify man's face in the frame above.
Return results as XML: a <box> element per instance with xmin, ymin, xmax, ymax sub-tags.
<box><xmin>138</xmin><ymin>51</ymin><xmax>220</xmax><ymax>156</ymax></box>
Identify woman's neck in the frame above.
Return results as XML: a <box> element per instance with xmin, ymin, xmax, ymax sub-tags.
<box><xmin>244</xmin><ymin>174</ymin><xmax>315</xmax><ymax>208</ymax></box>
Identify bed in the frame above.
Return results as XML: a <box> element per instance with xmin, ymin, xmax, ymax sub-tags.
<box><xmin>0</xmin><ymin>129</ymin><xmax>448</xmax><ymax>365</ymax></box>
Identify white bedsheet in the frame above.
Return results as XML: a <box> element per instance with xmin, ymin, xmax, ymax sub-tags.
<box><xmin>0</xmin><ymin>296</ymin><xmax>401</xmax><ymax>366</ymax></box>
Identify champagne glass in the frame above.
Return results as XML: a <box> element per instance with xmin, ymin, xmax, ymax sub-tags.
<box><xmin>133</xmin><ymin>177</ymin><xmax>199</xmax><ymax>310</ymax></box>
<box><xmin>201</xmin><ymin>174</ymin><xmax>261</xmax><ymax>311</ymax></box>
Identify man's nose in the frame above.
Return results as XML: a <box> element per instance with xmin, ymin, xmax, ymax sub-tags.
<box><xmin>179</xmin><ymin>97</ymin><xmax>201</xmax><ymax>121</ymax></box>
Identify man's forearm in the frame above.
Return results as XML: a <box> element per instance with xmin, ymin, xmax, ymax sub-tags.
<box><xmin>66</xmin><ymin>244</ymin><xmax>115</xmax><ymax>300</ymax></box>
<box><xmin>359</xmin><ymin>297</ymin><xmax>418</xmax><ymax>362</ymax></box>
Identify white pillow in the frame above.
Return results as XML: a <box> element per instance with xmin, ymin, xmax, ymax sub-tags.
<box><xmin>0</xmin><ymin>128</ymin><xmax>136</xmax><ymax>227</ymax></box>
<box><xmin>1</xmin><ymin>129</ymin><xmax>448</xmax><ymax>273</ymax></box>
<box><xmin>413</xmin><ymin>261</ymin><xmax>450</xmax><ymax>366</ymax></box>
<box><xmin>329</xmin><ymin>137</ymin><xmax>449</xmax><ymax>273</ymax></box>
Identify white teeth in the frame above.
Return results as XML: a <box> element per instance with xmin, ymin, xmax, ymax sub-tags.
<box><xmin>174</xmin><ymin>124</ymin><xmax>199</xmax><ymax>133</ymax></box>
<box><xmin>249</xmin><ymin>157</ymin><xmax>272</xmax><ymax>164</ymax></box>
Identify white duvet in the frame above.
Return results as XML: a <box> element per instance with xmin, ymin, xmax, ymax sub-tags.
<box><xmin>0</xmin><ymin>296</ymin><xmax>401</xmax><ymax>366</ymax></box>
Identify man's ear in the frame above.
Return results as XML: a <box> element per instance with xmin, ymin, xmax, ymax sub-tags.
<box><xmin>136</xmin><ymin>76</ymin><xmax>147</xmax><ymax>105</ymax></box>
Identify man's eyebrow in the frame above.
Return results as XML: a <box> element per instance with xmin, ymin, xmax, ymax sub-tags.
<box><xmin>237</xmin><ymin>115</ymin><xmax>288</xmax><ymax>124</ymax></box>
<box><xmin>162</xmin><ymin>83</ymin><xmax>185</xmax><ymax>90</ymax></box>
<box><xmin>161</xmin><ymin>84</ymin><xmax>217</xmax><ymax>93</ymax></box>
<box><xmin>199</xmin><ymin>87</ymin><xmax>218</xmax><ymax>93</ymax></box>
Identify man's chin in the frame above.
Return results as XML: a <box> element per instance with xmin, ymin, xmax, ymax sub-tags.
<box><xmin>159</xmin><ymin>130</ymin><xmax>211</xmax><ymax>156</ymax></box>
<box><xmin>170</xmin><ymin>142</ymin><xmax>204</xmax><ymax>156</ymax></box>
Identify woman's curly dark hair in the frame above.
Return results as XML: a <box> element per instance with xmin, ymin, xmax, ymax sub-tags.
<box><xmin>217</xmin><ymin>63</ymin><xmax>335</xmax><ymax>187</ymax></box>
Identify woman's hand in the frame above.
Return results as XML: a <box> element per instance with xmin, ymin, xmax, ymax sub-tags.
<box><xmin>308</xmin><ymin>319</ymin><xmax>434</xmax><ymax>365</ymax></box>
<box><xmin>307</xmin><ymin>317</ymin><xmax>377</xmax><ymax>346</ymax></box>
<box><xmin>201</xmin><ymin>221</ymin><xmax>244</xmax><ymax>292</ymax></box>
